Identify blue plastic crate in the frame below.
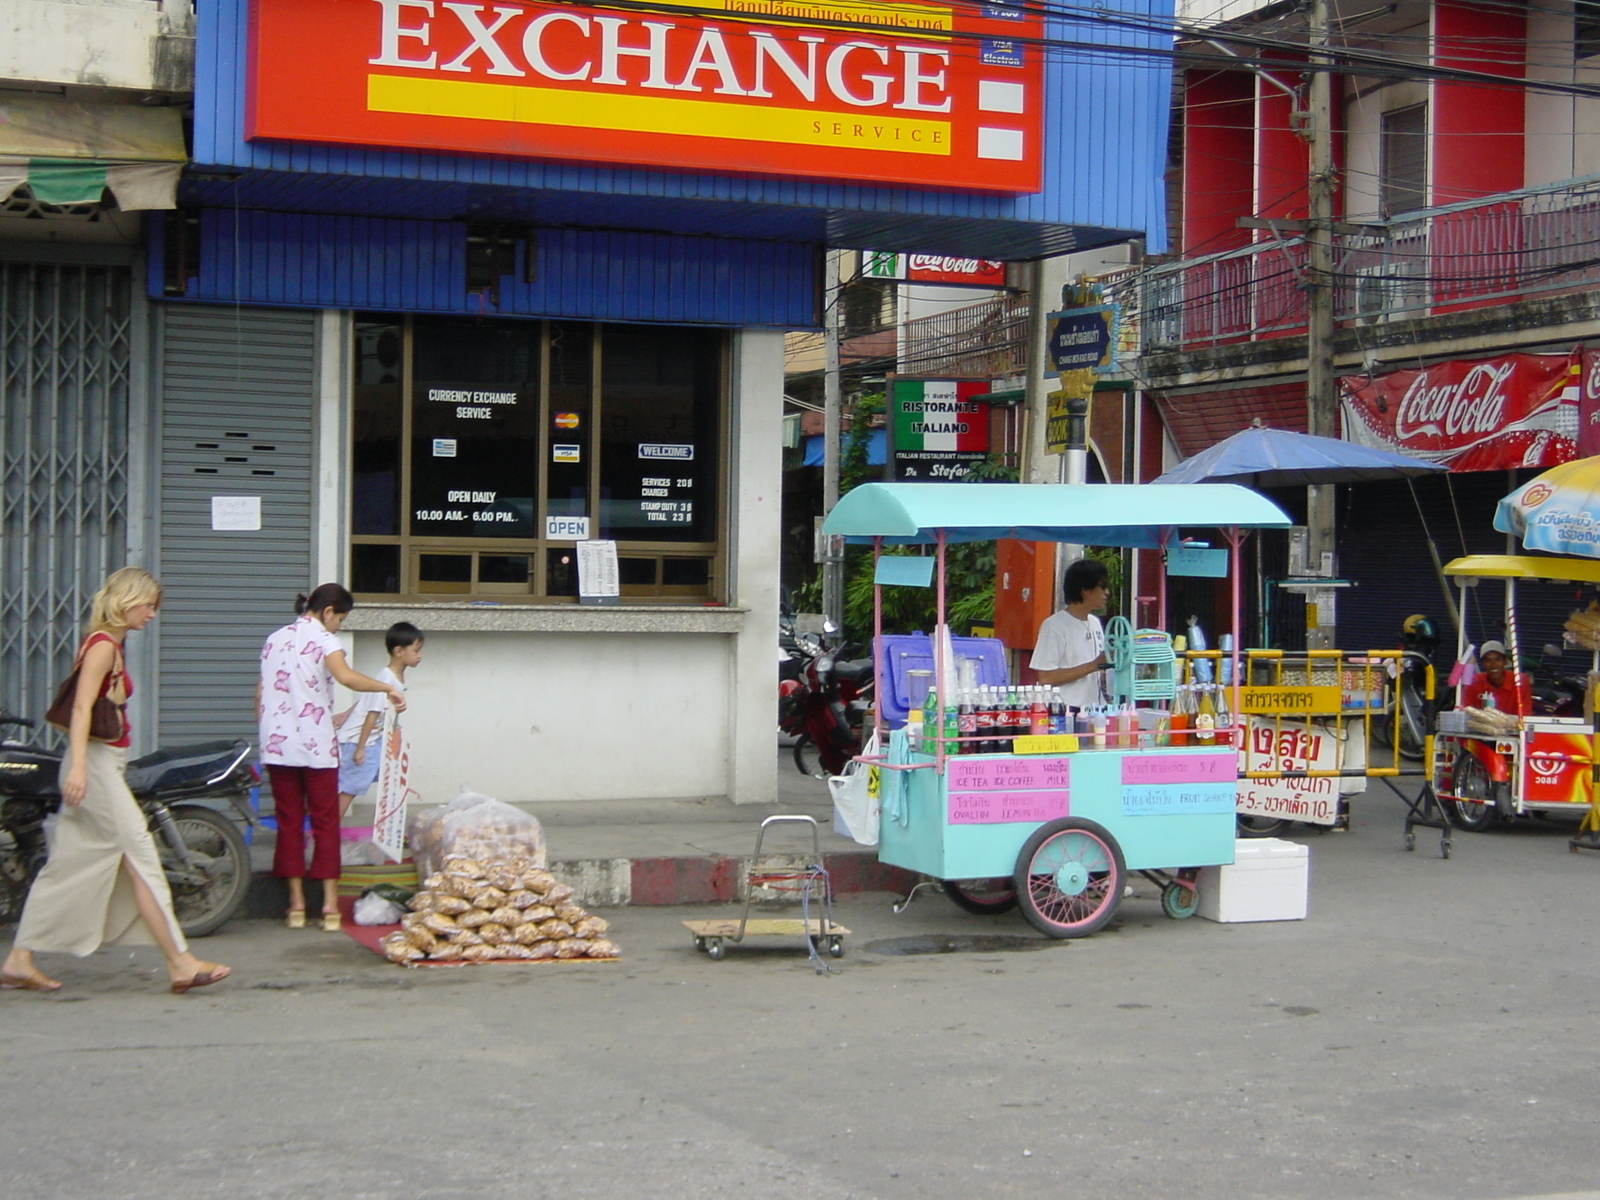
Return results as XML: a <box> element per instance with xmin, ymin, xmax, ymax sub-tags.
<box><xmin>876</xmin><ymin>633</ymin><xmax>1009</xmax><ymax>728</ymax></box>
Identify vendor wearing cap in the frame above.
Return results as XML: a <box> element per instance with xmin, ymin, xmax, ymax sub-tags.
<box><xmin>1463</xmin><ymin>640</ymin><xmax>1531</xmax><ymax>716</ymax></box>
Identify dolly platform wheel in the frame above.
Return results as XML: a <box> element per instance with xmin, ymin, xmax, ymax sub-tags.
<box><xmin>1160</xmin><ymin>880</ymin><xmax>1200</xmax><ymax>920</ymax></box>
<box><xmin>705</xmin><ymin>938</ymin><xmax>725</xmax><ymax>960</ymax></box>
<box><xmin>1013</xmin><ymin>818</ymin><xmax>1125</xmax><ymax>939</ymax></box>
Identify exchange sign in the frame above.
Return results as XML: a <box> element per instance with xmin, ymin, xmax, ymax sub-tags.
<box><xmin>248</xmin><ymin>0</ymin><xmax>1045</xmax><ymax>192</ymax></box>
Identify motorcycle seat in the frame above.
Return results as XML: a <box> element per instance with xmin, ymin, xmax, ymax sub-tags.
<box><xmin>836</xmin><ymin>659</ymin><xmax>875</xmax><ymax>688</ymax></box>
<box><xmin>124</xmin><ymin>739</ymin><xmax>250</xmax><ymax>796</ymax></box>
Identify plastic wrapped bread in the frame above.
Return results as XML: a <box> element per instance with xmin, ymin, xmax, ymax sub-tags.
<box><xmin>408</xmin><ymin>788</ymin><xmax>547</xmax><ymax>880</ymax></box>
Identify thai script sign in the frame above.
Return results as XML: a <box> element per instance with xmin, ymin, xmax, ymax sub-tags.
<box><xmin>373</xmin><ymin>706</ymin><xmax>418</xmax><ymax>861</ymax></box>
<box><xmin>1237</xmin><ymin>718</ymin><xmax>1365</xmax><ymax>827</ymax></box>
<box><xmin>1237</xmin><ymin>686</ymin><xmax>1344</xmax><ymax>715</ymax></box>
<box><xmin>1341</xmin><ymin>351</ymin><xmax>1582</xmax><ymax>472</ymax></box>
<box><xmin>945</xmin><ymin>754</ymin><xmax>1069</xmax><ymax>824</ymax></box>
<box><xmin>248</xmin><ymin>0</ymin><xmax>1044</xmax><ymax>192</ymax></box>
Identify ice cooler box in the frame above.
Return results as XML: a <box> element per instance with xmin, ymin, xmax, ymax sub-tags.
<box><xmin>875</xmin><ymin>633</ymin><xmax>1008</xmax><ymax>728</ymax></box>
<box><xmin>1196</xmin><ymin>838</ymin><xmax>1309</xmax><ymax>923</ymax></box>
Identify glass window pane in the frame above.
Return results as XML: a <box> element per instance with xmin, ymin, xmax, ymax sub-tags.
<box><xmin>547</xmin><ymin>322</ymin><xmax>592</xmax><ymax>522</ymax></box>
<box><xmin>662</xmin><ymin>558</ymin><xmax>710</xmax><ymax>587</ymax></box>
<box><xmin>410</xmin><ymin>317</ymin><xmax>540</xmax><ymax>540</ymax></box>
<box><xmin>479</xmin><ymin>554</ymin><xmax>531</xmax><ymax>584</ymax></box>
<box><xmin>351</xmin><ymin>543</ymin><xmax>400</xmax><ymax>594</ymax></box>
<box><xmin>353</xmin><ymin>319</ymin><xmax>402</xmax><ymax>535</ymax></box>
<box><xmin>545</xmin><ymin>547</ymin><xmax>578</xmax><ymax>597</ymax></box>
<box><xmin>618</xmin><ymin>557</ymin><xmax>658</xmax><ymax>586</ymax></box>
<box><xmin>598</xmin><ymin>326</ymin><xmax>722</xmax><ymax>543</ymax></box>
<box><xmin>418</xmin><ymin>553</ymin><xmax>472</xmax><ymax>594</ymax></box>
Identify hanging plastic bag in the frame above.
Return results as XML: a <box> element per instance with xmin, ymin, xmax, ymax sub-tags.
<box><xmin>828</xmin><ymin>732</ymin><xmax>881</xmax><ymax>846</ymax></box>
<box><xmin>354</xmin><ymin>888</ymin><xmax>406</xmax><ymax>926</ymax></box>
<box><xmin>1448</xmin><ymin>644</ymin><xmax>1478</xmax><ymax>689</ymax></box>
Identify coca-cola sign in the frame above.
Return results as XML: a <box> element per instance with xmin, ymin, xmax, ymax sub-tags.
<box><xmin>1341</xmin><ymin>351</ymin><xmax>1582</xmax><ymax>472</ymax></box>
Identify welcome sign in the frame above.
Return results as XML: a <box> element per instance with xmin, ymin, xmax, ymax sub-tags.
<box><xmin>246</xmin><ymin>0</ymin><xmax>1045</xmax><ymax>191</ymax></box>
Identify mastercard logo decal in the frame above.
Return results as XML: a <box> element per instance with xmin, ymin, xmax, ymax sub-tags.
<box><xmin>555</xmin><ymin>412</ymin><xmax>581</xmax><ymax>429</ymax></box>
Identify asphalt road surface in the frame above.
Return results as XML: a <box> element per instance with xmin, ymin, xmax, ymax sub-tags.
<box><xmin>5</xmin><ymin>783</ymin><xmax>1600</xmax><ymax>1200</ymax></box>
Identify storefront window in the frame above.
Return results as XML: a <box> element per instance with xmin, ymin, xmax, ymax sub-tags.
<box><xmin>350</xmin><ymin>315</ymin><xmax>724</xmax><ymax>601</ymax></box>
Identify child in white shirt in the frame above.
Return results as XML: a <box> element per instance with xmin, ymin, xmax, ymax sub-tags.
<box><xmin>337</xmin><ymin>622</ymin><xmax>424</xmax><ymax>818</ymax></box>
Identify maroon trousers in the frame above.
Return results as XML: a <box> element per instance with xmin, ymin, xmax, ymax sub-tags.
<box><xmin>267</xmin><ymin>765</ymin><xmax>341</xmax><ymax>880</ymax></box>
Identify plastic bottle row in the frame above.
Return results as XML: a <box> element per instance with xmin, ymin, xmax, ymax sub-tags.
<box><xmin>906</xmin><ymin>683</ymin><xmax>1236</xmax><ymax>755</ymax></box>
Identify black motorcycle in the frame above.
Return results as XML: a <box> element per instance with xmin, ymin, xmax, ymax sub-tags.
<box><xmin>0</xmin><ymin>714</ymin><xmax>256</xmax><ymax>937</ymax></box>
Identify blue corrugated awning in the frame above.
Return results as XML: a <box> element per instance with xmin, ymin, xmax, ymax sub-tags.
<box><xmin>823</xmin><ymin>482</ymin><xmax>1293</xmax><ymax>546</ymax></box>
<box><xmin>803</xmin><ymin>430</ymin><xmax>885</xmax><ymax>468</ymax></box>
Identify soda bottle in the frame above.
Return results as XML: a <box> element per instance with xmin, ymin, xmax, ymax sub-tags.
<box><xmin>922</xmin><ymin>687</ymin><xmax>939</xmax><ymax>754</ymax></box>
<box><xmin>942</xmin><ymin>691</ymin><xmax>960</xmax><ymax>755</ymax></box>
<box><xmin>1029</xmin><ymin>686</ymin><xmax>1051</xmax><ymax>736</ymax></box>
<box><xmin>1196</xmin><ymin>685</ymin><xmax>1217</xmax><ymax>744</ymax></box>
<box><xmin>1214</xmin><ymin>684</ymin><xmax>1233</xmax><ymax>747</ymax></box>
<box><xmin>957</xmin><ymin>688</ymin><xmax>977</xmax><ymax>755</ymax></box>
<box><xmin>1048</xmin><ymin>691</ymin><xmax>1067</xmax><ymax>736</ymax></box>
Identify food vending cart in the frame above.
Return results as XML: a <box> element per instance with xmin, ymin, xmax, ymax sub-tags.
<box><xmin>1426</xmin><ymin>554</ymin><xmax>1600</xmax><ymax>834</ymax></box>
<box><xmin>822</xmin><ymin>482</ymin><xmax>1293</xmax><ymax>938</ymax></box>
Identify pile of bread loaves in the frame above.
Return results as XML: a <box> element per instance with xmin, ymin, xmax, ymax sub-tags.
<box><xmin>381</xmin><ymin>854</ymin><xmax>618</xmax><ymax>964</ymax></box>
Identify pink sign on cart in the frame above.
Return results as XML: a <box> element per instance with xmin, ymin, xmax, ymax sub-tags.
<box><xmin>946</xmin><ymin>757</ymin><xmax>1071</xmax><ymax>791</ymax></box>
<box><xmin>1120</xmin><ymin>753</ymin><xmax>1236</xmax><ymax>786</ymax></box>
<box><xmin>949</xmin><ymin>790</ymin><xmax>1071</xmax><ymax>825</ymax></box>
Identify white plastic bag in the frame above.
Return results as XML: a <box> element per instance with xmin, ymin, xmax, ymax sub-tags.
<box><xmin>828</xmin><ymin>732</ymin><xmax>881</xmax><ymax>846</ymax></box>
<box><xmin>354</xmin><ymin>890</ymin><xmax>406</xmax><ymax>926</ymax></box>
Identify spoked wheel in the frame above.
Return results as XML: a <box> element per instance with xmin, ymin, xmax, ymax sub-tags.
<box><xmin>1448</xmin><ymin>753</ymin><xmax>1499</xmax><ymax>832</ymax></box>
<box><xmin>160</xmin><ymin>805</ymin><xmax>251</xmax><ymax>938</ymax></box>
<box><xmin>942</xmin><ymin>878</ymin><xmax>1019</xmax><ymax>915</ymax></box>
<box><xmin>1013</xmin><ymin>818</ymin><xmax>1125</xmax><ymax>939</ymax></box>
<box><xmin>1237</xmin><ymin>814</ymin><xmax>1291</xmax><ymax>838</ymax></box>
<box><xmin>793</xmin><ymin>735</ymin><xmax>827</xmax><ymax>779</ymax></box>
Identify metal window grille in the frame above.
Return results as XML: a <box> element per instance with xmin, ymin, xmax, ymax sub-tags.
<box><xmin>0</xmin><ymin>262</ymin><xmax>131</xmax><ymax>724</ymax></box>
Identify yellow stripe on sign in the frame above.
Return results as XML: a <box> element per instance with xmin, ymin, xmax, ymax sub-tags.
<box><xmin>1237</xmin><ymin>686</ymin><xmax>1345</xmax><ymax>715</ymax></box>
<box><xmin>367</xmin><ymin>74</ymin><xmax>951</xmax><ymax>156</ymax></box>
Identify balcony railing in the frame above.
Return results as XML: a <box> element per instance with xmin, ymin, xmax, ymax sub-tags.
<box><xmin>1138</xmin><ymin>175</ymin><xmax>1600</xmax><ymax>353</ymax></box>
<box><xmin>898</xmin><ymin>293</ymin><xmax>1029</xmax><ymax>378</ymax></box>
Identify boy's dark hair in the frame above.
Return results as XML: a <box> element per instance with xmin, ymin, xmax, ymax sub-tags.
<box><xmin>386</xmin><ymin>621</ymin><xmax>425</xmax><ymax>653</ymax></box>
<box><xmin>1063</xmin><ymin>558</ymin><xmax>1109</xmax><ymax>605</ymax></box>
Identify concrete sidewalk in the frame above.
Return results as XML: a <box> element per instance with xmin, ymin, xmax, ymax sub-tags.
<box><xmin>244</xmin><ymin>745</ymin><xmax>914</xmax><ymax>913</ymax></box>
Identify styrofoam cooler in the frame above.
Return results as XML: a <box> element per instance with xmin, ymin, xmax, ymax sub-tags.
<box><xmin>1196</xmin><ymin>838</ymin><xmax>1309</xmax><ymax>923</ymax></box>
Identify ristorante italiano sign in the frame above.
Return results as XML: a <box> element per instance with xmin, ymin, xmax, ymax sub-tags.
<box><xmin>247</xmin><ymin>0</ymin><xmax>1044</xmax><ymax>191</ymax></box>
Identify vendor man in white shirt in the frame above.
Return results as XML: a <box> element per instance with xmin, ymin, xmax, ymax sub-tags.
<box><xmin>1032</xmin><ymin>558</ymin><xmax>1109</xmax><ymax>709</ymax></box>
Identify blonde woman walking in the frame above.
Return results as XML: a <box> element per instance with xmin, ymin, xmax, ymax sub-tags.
<box><xmin>1</xmin><ymin>568</ymin><xmax>230</xmax><ymax>995</ymax></box>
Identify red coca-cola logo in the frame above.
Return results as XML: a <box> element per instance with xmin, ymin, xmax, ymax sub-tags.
<box><xmin>1394</xmin><ymin>362</ymin><xmax>1514</xmax><ymax>443</ymax></box>
<box><xmin>1522</xmin><ymin>482</ymin><xmax>1554</xmax><ymax>507</ymax></box>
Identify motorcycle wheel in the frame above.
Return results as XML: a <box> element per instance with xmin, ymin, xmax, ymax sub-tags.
<box><xmin>1448</xmin><ymin>753</ymin><xmax>1498</xmax><ymax>832</ymax></box>
<box><xmin>160</xmin><ymin>804</ymin><xmax>251</xmax><ymax>938</ymax></box>
<box><xmin>1396</xmin><ymin>681</ymin><xmax>1428</xmax><ymax>763</ymax></box>
<box><xmin>792</xmin><ymin>735</ymin><xmax>829</xmax><ymax>779</ymax></box>
<box><xmin>0</xmin><ymin>830</ymin><xmax>42</xmax><ymax>925</ymax></box>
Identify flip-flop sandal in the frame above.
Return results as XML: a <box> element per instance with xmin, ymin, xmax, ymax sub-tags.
<box><xmin>0</xmin><ymin>970</ymin><xmax>62</xmax><ymax>993</ymax></box>
<box><xmin>170</xmin><ymin>966</ymin><xmax>231</xmax><ymax>995</ymax></box>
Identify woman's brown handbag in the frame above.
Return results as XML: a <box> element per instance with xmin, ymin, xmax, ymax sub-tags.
<box><xmin>44</xmin><ymin>641</ymin><xmax>126</xmax><ymax>743</ymax></box>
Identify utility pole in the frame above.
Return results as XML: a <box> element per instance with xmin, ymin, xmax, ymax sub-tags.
<box><xmin>821</xmin><ymin>248</ymin><xmax>844</xmax><ymax>632</ymax></box>
<box><xmin>1303</xmin><ymin>0</ymin><xmax>1338</xmax><ymax>650</ymax></box>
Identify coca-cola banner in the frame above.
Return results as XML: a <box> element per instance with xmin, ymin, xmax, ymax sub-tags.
<box><xmin>1341</xmin><ymin>351</ymin><xmax>1582</xmax><ymax>472</ymax></box>
<box><xmin>1580</xmin><ymin>347</ymin><xmax>1600</xmax><ymax>458</ymax></box>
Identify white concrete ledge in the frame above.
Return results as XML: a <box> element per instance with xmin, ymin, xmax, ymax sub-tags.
<box><xmin>343</xmin><ymin>602</ymin><xmax>747</xmax><ymax>634</ymax></box>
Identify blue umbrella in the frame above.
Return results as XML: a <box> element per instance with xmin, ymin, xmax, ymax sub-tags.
<box><xmin>1154</xmin><ymin>425</ymin><xmax>1448</xmax><ymax>487</ymax></box>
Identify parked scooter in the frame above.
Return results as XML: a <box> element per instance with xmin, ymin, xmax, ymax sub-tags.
<box><xmin>0</xmin><ymin>714</ymin><xmax>256</xmax><ymax>936</ymax></box>
<box><xmin>1527</xmin><ymin>643</ymin><xmax>1587</xmax><ymax>717</ymax></box>
<box><xmin>1370</xmin><ymin>614</ymin><xmax>1438</xmax><ymax>763</ymax></box>
<box><xmin>782</xmin><ymin>619</ymin><xmax>873</xmax><ymax>778</ymax></box>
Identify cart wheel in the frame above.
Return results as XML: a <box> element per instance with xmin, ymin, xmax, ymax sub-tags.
<box><xmin>1448</xmin><ymin>753</ymin><xmax>1499</xmax><ymax>831</ymax></box>
<box><xmin>827</xmin><ymin>936</ymin><xmax>845</xmax><ymax>958</ymax></box>
<box><xmin>706</xmin><ymin>938</ymin><xmax>725</xmax><ymax>960</ymax></box>
<box><xmin>1404</xmin><ymin>831</ymin><xmax>1415</xmax><ymax>852</ymax></box>
<box><xmin>693</xmin><ymin>936</ymin><xmax>707</xmax><ymax>950</ymax></box>
<box><xmin>1160</xmin><ymin>881</ymin><xmax>1199</xmax><ymax>920</ymax></box>
<box><xmin>1238</xmin><ymin>814</ymin><xmax>1292</xmax><ymax>838</ymax></box>
<box><xmin>942</xmin><ymin>878</ymin><xmax>1019</xmax><ymax>915</ymax></box>
<box><xmin>1013</xmin><ymin>818</ymin><xmax>1125</xmax><ymax>939</ymax></box>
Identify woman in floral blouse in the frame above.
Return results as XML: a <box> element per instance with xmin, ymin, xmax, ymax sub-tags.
<box><xmin>259</xmin><ymin>583</ymin><xmax>404</xmax><ymax>931</ymax></box>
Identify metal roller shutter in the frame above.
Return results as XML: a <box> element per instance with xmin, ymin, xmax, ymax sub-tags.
<box><xmin>0</xmin><ymin>261</ymin><xmax>132</xmax><ymax>728</ymax></box>
<box><xmin>157</xmin><ymin>304</ymin><xmax>316</xmax><ymax>747</ymax></box>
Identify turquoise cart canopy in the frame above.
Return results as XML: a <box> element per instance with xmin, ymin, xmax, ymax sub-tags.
<box><xmin>823</xmin><ymin>483</ymin><xmax>1293</xmax><ymax>547</ymax></box>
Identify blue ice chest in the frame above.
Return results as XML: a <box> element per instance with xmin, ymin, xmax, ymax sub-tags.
<box><xmin>876</xmin><ymin>633</ymin><xmax>1009</xmax><ymax>728</ymax></box>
